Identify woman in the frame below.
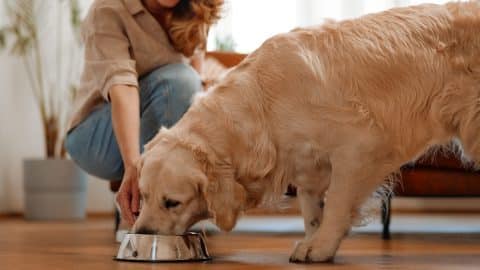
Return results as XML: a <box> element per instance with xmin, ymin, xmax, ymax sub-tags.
<box><xmin>65</xmin><ymin>0</ymin><xmax>223</xmax><ymax>226</ymax></box>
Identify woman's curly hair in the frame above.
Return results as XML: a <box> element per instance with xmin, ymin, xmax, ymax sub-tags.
<box><xmin>164</xmin><ymin>0</ymin><xmax>224</xmax><ymax>56</ymax></box>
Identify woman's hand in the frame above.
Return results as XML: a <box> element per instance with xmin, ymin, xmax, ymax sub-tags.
<box><xmin>116</xmin><ymin>164</ymin><xmax>140</xmax><ymax>226</ymax></box>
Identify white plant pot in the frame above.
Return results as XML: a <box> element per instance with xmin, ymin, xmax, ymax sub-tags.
<box><xmin>23</xmin><ymin>159</ymin><xmax>87</xmax><ymax>220</ymax></box>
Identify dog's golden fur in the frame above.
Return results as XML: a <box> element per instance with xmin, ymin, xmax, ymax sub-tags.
<box><xmin>134</xmin><ymin>2</ymin><xmax>480</xmax><ymax>262</ymax></box>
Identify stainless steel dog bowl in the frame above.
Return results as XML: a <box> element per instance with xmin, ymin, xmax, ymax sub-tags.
<box><xmin>115</xmin><ymin>232</ymin><xmax>211</xmax><ymax>262</ymax></box>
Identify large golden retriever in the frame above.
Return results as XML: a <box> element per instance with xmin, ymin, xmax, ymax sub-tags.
<box><xmin>133</xmin><ymin>2</ymin><xmax>480</xmax><ymax>263</ymax></box>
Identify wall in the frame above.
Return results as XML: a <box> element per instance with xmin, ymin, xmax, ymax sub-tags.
<box><xmin>208</xmin><ymin>0</ymin><xmax>457</xmax><ymax>53</ymax></box>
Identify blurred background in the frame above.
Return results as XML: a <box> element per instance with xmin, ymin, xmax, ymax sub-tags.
<box><xmin>1</xmin><ymin>0</ymin><xmax>478</xmax><ymax>219</ymax></box>
<box><xmin>207</xmin><ymin>0</ymin><xmax>454</xmax><ymax>52</ymax></box>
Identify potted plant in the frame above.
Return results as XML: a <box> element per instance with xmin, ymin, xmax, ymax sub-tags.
<box><xmin>0</xmin><ymin>0</ymin><xmax>87</xmax><ymax>220</ymax></box>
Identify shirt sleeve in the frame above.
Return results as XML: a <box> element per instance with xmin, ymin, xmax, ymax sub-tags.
<box><xmin>81</xmin><ymin>6</ymin><xmax>138</xmax><ymax>101</ymax></box>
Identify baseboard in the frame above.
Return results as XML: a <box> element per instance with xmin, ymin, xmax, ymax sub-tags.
<box><xmin>0</xmin><ymin>212</ymin><xmax>22</xmax><ymax>219</ymax></box>
<box><xmin>1</xmin><ymin>205</ymin><xmax>478</xmax><ymax>220</ymax></box>
<box><xmin>0</xmin><ymin>211</ymin><xmax>115</xmax><ymax>219</ymax></box>
<box><xmin>391</xmin><ymin>208</ymin><xmax>480</xmax><ymax>215</ymax></box>
<box><xmin>86</xmin><ymin>212</ymin><xmax>115</xmax><ymax>218</ymax></box>
<box><xmin>392</xmin><ymin>198</ymin><xmax>480</xmax><ymax>213</ymax></box>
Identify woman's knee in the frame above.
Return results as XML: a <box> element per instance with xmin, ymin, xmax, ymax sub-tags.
<box><xmin>171</xmin><ymin>63</ymin><xmax>203</xmax><ymax>98</ymax></box>
<box><xmin>168</xmin><ymin>62</ymin><xmax>202</xmax><ymax>88</ymax></box>
<box><xmin>140</xmin><ymin>63</ymin><xmax>202</xmax><ymax>99</ymax></box>
<box><xmin>139</xmin><ymin>63</ymin><xmax>202</xmax><ymax>135</ymax></box>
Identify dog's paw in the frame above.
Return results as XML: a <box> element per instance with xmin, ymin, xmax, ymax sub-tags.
<box><xmin>289</xmin><ymin>240</ymin><xmax>314</xmax><ymax>263</ymax></box>
<box><xmin>289</xmin><ymin>240</ymin><xmax>335</xmax><ymax>263</ymax></box>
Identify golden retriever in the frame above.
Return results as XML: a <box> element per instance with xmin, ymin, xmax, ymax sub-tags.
<box><xmin>133</xmin><ymin>2</ymin><xmax>480</xmax><ymax>263</ymax></box>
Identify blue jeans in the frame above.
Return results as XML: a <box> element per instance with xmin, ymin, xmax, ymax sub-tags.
<box><xmin>65</xmin><ymin>63</ymin><xmax>201</xmax><ymax>181</ymax></box>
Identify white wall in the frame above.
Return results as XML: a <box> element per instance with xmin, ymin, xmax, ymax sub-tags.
<box><xmin>209</xmin><ymin>0</ymin><xmax>458</xmax><ymax>53</ymax></box>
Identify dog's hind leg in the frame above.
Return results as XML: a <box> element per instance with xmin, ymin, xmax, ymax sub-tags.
<box><xmin>441</xmin><ymin>83</ymin><xmax>480</xmax><ymax>167</ymax></box>
<box><xmin>290</xmin><ymin>144</ymin><xmax>397</xmax><ymax>263</ymax></box>
<box><xmin>457</xmin><ymin>130</ymin><xmax>480</xmax><ymax>169</ymax></box>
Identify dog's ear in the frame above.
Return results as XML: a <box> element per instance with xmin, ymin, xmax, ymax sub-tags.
<box><xmin>203</xmin><ymin>163</ymin><xmax>246</xmax><ymax>232</ymax></box>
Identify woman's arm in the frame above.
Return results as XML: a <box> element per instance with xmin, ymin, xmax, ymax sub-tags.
<box><xmin>110</xmin><ymin>84</ymin><xmax>141</xmax><ymax>226</ymax></box>
<box><xmin>110</xmin><ymin>85</ymin><xmax>140</xmax><ymax>168</ymax></box>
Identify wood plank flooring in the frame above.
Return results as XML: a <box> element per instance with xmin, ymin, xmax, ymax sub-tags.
<box><xmin>0</xmin><ymin>217</ymin><xmax>479</xmax><ymax>270</ymax></box>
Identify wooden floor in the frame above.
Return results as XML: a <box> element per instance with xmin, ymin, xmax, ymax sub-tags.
<box><xmin>1</xmin><ymin>217</ymin><xmax>480</xmax><ymax>270</ymax></box>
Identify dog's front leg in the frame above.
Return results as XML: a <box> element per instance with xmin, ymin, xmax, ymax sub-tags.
<box><xmin>290</xmin><ymin>150</ymin><xmax>395</xmax><ymax>263</ymax></box>
<box><xmin>293</xmin><ymin>151</ymin><xmax>331</xmax><ymax>240</ymax></box>
<box><xmin>298</xmin><ymin>188</ymin><xmax>326</xmax><ymax>240</ymax></box>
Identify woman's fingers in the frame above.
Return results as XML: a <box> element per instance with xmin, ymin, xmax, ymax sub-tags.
<box><xmin>115</xmin><ymin>166</ymin><xmax>141</xmax><ymax>227</ymax></box>
<box><xmin>116</xmin><ymin>185</ymin><xmax>135</xmax><ymax>226</ymax></box>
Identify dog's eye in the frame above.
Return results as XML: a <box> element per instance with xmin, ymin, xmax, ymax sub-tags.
<box><xmin>164</xmin><ymin>198</ymin><xmax>181</xmax><ymax>209</ymax></box>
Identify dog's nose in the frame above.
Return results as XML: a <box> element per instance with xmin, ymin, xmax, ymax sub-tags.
<box><xmin>135</xmin><ymin>226</ymin><xmax>157</xmax><ymax>235</ymax></box>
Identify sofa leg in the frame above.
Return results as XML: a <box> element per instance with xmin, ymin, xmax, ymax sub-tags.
<box><xmin>381</xmin><ymin>194</ymin><xmax>392</xmax><ymax>240</ymax></box>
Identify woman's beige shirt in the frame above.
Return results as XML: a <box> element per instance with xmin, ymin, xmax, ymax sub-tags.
<box><xmin>69</xmin><ymin>0</ymin><xmax>186</xmax><ymax>130</ymax></box>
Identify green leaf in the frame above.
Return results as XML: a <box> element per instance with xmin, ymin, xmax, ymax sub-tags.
<box><xmin>215</xmin><ymin>35</ymin><xmax>236</xmax><ymax>52</ymax></box>
<box><xmin>11</xmin><ymin>35</ymin><xmax>33</xmax><ymax>56</ymax></box>
<box><xmin>0</xmin><ymin>29</ymin><xmax>6</xmax><ymax>49</ymax></box>
<box><xmin>68</xmin><ymin>0</ymin><xmax>83</xmax><ymax>44</ymax></box>
<box><xmin>69</xmin><ymin>84</ymin><xmax>79</xmax><ymax>102</ymax></box>
<box><xmin>70</xmin><ymin>0</ymin><xmax>81</xmax><ymax>29</ymax></box>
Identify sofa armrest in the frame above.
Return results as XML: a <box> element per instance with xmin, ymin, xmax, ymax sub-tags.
<box><xmin>206</xmin><ymin>51</ymin><xmax>247</xmax><ymax>68</ymax></box>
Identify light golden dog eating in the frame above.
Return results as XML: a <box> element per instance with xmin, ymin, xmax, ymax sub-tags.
<box><xmin>133</xmin><ymin>2</ymin><xmax>480</xmax><ymax>263</ymax></box>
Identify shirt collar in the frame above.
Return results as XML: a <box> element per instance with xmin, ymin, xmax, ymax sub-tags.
<box><xmin>123</xmin><ymin>0</ymin><xmax>145</xmax><ymax>15</ymax></box>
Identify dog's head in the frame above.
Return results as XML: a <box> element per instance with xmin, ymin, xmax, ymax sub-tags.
<box><xmin>133</xmin><ymin>129</ymin><xmax>246</xmax><ymax>235</ymax></box>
